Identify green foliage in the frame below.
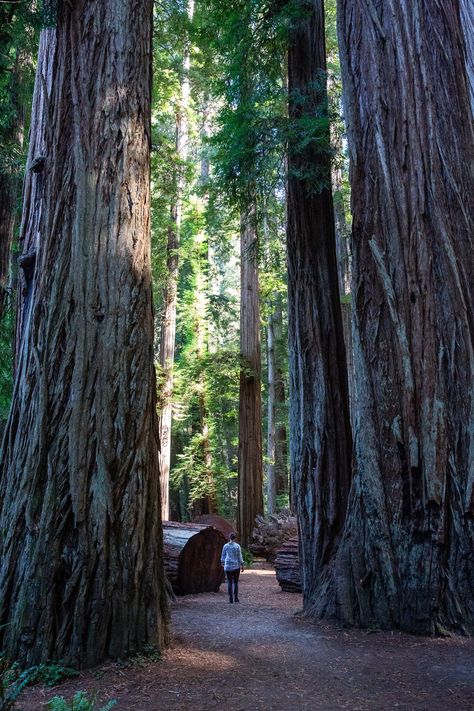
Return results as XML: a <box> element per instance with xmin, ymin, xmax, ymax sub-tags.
<box><xmin>116</xmin><ymin>644</ymin><xmax>162</xmax><ymax>668</ymax></box>
<box><xmin>151</xmin><ymin>2</ymin><xmax>187</xmax><ymax>311</ymax></box>
<box><xmin>46</xmin><ymin>692</ymin><xmax>116</xmax><ymax>711</ymax></box>
<box><xmin>196</xmin><ymin>0</ymin><xmax>287</xmax><ymax>209</ymax></box>
<box><xmin>0</xmin><ymin>651</ymin><xmax>81</xmax><ymax>711</ymax></box>
<box><xmin>0</xmin><ymin>5</ymin><xmax>40</xmax><ymax>432</ymax></box>
<box><xmin>0</xmin><ymin>299</ymin><xmax>15</xmax><ymax>426</ymax></box>
<box><xmin>241</xmin><ymin>548</ymin><xmax>254</xmax><ymax>567</ymax></box>
<box><xmin>21</xmin><ymin>663</ymin><xmax>79</xmax><ymax>688</ymax></box>
<box><xmin>275</xmin><ymin>493</ymin><xmax>290</xmax><ymax>510</ymax></box>
<box><xmin>40</xmin><ymin>1</ymin><xmax>58</xmax><ymax>28</ymax></box>
<box><xmin>195</xmin><ymin>0</ymin><xmax>343</xmax><ymax>211</ymax></box>
<box><xmin>151</xmin><ymin>0</ymin><xmax>346</xmax><ymax>520</ymax></box>
<box><xmin>0</xmin><ymin>654</ymin><xmax>26</xmax><ymax>711</ymax></box>
<box><xmin>0</xmin><ymin>3</ymin><xmax>39</xmax><ymax>152</ymax></box>
<box><xmin>171</xmin><ymin>318</ymin><xmax>241</xmax><ymax>518</ymax></box>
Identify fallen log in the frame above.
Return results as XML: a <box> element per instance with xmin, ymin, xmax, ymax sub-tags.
<box><xmin>250</xmin><ymin>510</ymin><xmax>298</xmax><ymax>561</ymax></box>
<box><xmin>274</xmin><ymin>537</ymin><xmax>302</xmax><ymax>593</ymax></box>
<box><xmin>162</xmin><ymin>521</ymin><xmax>226</xmax><ymax>595</ymax></box>
<box><xmin>192</xmin><ymin>514</ymin><xmax>235</xmax><ymax>540</ymax></box>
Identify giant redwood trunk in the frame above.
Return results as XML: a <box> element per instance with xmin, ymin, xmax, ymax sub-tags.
<box><xmin>0</xmin><ymin>0</ymin><xmax>169</xmax><ymax>666</ymax></box>
<box><xmin>237</xmin><ymin>205</ymin><xmax>264</xmax><ymax>547</ymax></box>
<box><xmin>313</xmin><ymin>0</ymin><xmax>474</xmax><ymax>634</ymax></box>
<box><xmin>286</xmin><ymin>0</ymin><xmax>352</xmax><ymax>608</ymax></box>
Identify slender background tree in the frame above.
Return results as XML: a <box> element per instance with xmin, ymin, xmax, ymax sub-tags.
<box><xmin>286</xmin><ymin>0</ymin><xmax>352</xmax><ymax>607</ymax></box>
<box><xmin>0</xmin><ymin>4</ymin><xmax>38</xmax><ymax>428</ymax></box>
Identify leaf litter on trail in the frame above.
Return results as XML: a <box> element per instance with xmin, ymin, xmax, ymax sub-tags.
<box><xmin>18</xmin><ymin>562</ymin><xmax>474</xmax><ymax>711</ymax></box>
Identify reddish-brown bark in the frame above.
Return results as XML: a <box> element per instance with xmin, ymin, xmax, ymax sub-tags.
<box><xmin>314</xmin><ymin>0</ymin><xmax>474</xmax><ymax>634</ymax></box>
<box><xmin>14</xmin><ymin>28</ymin><xmax>57</xmax><ymax>366</ymax></box>
<box><xmin>286</xmin><ymin>0</ymin><xmax>352</xmax><ymax>607</ymax></box>
<box><xmin>238</xmin><ymin>204</ymin><xmax>264</xmax><ymax>547</ymax></box>
<box><xmin>0</xmin><ymin>1</ymin><xmax>169</xmax><ymax>665</ymax></box>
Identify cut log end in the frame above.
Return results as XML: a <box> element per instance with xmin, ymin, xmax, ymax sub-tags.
<box><xmin>162</xmin><ymin>522</ymin><xmax>226</xmax><ymax>595</ymax></box>
<box><xmin>274</xmin><ymin>537</ymin><xmax>302</xmax><ymax>593</ymax></box>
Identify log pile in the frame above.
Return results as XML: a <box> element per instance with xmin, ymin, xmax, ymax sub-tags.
<box><xmin>249</xmin><ymin>509</ymin><xmax>298</xmax><ymax>561</ymax></box>
<box><xmin>274</xmin><ymin>537</ymin><xmax>301</xmax><ymax>593</ymax></box>
<box><xmin>162</xmin><ymin>522</ymin><xmax>226</xmax><ymax>595</ymax></box>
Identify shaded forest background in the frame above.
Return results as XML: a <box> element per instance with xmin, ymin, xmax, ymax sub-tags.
<box><xmin>0</xmin><ymin>0</ymin><xmax>349</xmax><ymax>520</ymax></box>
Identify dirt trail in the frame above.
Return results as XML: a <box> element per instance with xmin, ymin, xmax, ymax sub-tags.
<box><xmin>20</xmin><ymin>562</ymin><xmax>474</xmax><ymax>710</ymax></box>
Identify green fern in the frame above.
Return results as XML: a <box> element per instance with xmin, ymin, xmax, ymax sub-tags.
<box><xmin>47</xmin><ymin>691</ymin><xmax>116</xmax><ymax>711</ymax></box>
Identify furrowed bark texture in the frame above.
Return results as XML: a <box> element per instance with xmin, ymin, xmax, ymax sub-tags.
<box><xmin>237</xmin><ymin>206</ymin><xmax>264</xmax><ymax>548</ymax></box>
<box><xmin>315</xmin><ymin>0</ymin><xmax>474</xmax><ymax>633</ymax></box>
<box><xmin>0</xmin><ymin>1</ymin><xmax>169</xmax><ymax>666</ymax></box>
<box><xmin>460</xmin><ymin>0</ymin><xmax>474</xmax><ymax>113</ymax></box>
<box><xmin>15</xmin><ymin>28</ymin><xmax>57</xmax><ymax>365</ymax></box>
<box><xmin>287</xmin><ymin>0</ymin><xmax>352</xmax><ymax>610</ymax></box>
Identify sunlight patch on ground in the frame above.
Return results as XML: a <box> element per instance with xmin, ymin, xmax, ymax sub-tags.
<box><xmin>247</xmin><ymin>568</ymin><xmax>276</xmax><ymax>576</ymax></box>
<box><xmin>174</xmin><ymin>649</ymin><xmax>235</xmax><ymax>671</ymax></box>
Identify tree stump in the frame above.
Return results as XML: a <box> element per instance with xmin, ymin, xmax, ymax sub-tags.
<box><xmin>162</xmin><ymin>522</ymin><xmax>226</xmax><ymax>595</ymax></box>
<box><xmin>274</xmin><ymin>537</ymin><xmax>302</xmax><ymax>593</ymax></box>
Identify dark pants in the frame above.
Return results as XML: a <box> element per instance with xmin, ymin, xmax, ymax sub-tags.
<box><xmin>226</xmin><ymin>568</ymin><xmax>240</xmax><ymax>602</ymax></box>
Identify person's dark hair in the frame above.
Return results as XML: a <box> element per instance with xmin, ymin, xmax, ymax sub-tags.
<box><xmin>229</xmin><ymin>532</ymin><xmax>236</xmax><ymax>540</ymax></box>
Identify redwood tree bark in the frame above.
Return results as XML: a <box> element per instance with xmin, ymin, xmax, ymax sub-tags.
<box><xmin>192</xmin><ymin>154</ymin><xmax>217</xmax><ymax>517</ymax></box>
<box><xmin>237</xmin><ymin>204</ymin><xmax>264</xmax><ymax>547</ymax></box>
<box><xmin>286</xmin><ymin>0</ymin><xmax>352</xmax><ymax>607</ymax></box>
<box><xmin>14</xmin><ymin>28</ymin><xmax>57</xmax><ymax>366</ymax></box>
<box><xmin>314</xmin><ymin>0</ymin><xmax>474</xmax><ymax>634</ymax></box>
<box><xmin>460</xmin><ymin>0</ymin><xmax>474</xmax><ymax>112</ymax></box>
<box><xmin>0</xmin><ymin>0</ymin><xmax>169</xmax><ymax>666</ymax></box>
<box><xmin>266</xmin><ymin>293</ymin><xmax>289</xmax><ymax>510</ymax></box>
<box><xmin>266</xmin><ymin>308</ymin><xmax>277</xmax><ymax>514</ymax></box>
<box><xmin>273</xmin><ymin>297</ymin><xmax>289</xmax><ymax>499</ymax></box>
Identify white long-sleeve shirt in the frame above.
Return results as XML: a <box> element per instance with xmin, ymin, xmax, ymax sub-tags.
<box><xmin>221</xmin><ymin>541</ymin><xmax>244</xmax><ymax>571</ymax></box>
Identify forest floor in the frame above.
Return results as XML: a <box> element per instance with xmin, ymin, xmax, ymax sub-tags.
<box><xmin>20</xmin><ymin>561</ymin><xmax>474</xmax><ymax>711</ymax></box>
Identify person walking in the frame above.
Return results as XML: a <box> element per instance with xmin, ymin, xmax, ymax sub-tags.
<box><xmin>221</xmin><ymin>532</ymin><xmax>244</xmax><ymax>603</ymax></box>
